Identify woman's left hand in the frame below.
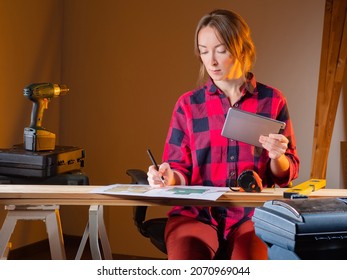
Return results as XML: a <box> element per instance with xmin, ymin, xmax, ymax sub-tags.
<box><xmin>259</xmin><ymin>133</ymin><xmax>288</xmax><ymax>159</ymax></box>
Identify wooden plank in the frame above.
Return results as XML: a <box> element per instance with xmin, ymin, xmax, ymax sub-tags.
<box><xmin>1</xmin><ymin>184</ymin><xmax>347</xmax><ymax>207</ymax></box>
<box><xmin>0</xmin><ymin>184</ymin><xmax>284</xmax><ymax>207</ymax></box>
<box><xmin>311</xmin><ymin>0</ymin><xmax>347</xmax><ymax>179</ymax></box>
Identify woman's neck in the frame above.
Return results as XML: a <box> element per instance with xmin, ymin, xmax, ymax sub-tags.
<box><xmin>214</xmin><ymin>77</ymin><xmax>244</xmax><ymax>106</ymax></box>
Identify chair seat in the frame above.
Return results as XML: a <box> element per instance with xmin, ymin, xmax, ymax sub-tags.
<box><xmin>142</xmin><ymin>218</ymin><xmax>167</xmax><ymax>254</ymax></box>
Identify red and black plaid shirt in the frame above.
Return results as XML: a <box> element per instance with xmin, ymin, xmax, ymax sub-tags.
<box><xmin>163</xmin><ymin>74</ymin><xmax>300</xmax><ymax>237</ymax></box>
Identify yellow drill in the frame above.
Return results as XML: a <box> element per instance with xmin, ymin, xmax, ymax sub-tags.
<box><xmin>23</xmin><ymin>83</ymin><xmax>69</xmax><ymax>151</ymax></box>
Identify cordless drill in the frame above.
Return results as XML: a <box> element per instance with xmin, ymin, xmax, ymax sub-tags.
<box><xmin>23</xmin><ymin>83</ymin><xmax>69</xmax><ymax>151</ymax></box>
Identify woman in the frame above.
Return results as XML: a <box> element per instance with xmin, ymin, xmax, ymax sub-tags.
<box><xmin>147</xmin><ymin>9</ymin><xmax>299</xmax><ymax>260</ymax></box>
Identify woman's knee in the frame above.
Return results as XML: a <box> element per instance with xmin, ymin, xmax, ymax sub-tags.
<box><xmin>165</xmin><ymin>216</ymin><xmax>219</xmax><ymax>260</ymax></box>
<box><xmin>230</xmin><ymin>220</ymin><xmax>268</xmax><ymax>260</ymax></box>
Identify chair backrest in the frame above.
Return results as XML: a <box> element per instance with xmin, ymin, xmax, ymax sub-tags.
<box><xmin>126</xmin><ymin>169</ymin><xmax>149</xmax><ymax>185</ymax></box>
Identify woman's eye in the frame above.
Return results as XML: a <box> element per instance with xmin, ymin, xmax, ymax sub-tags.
<box><xmin>217</xmin><ymin>49</ymin><xmax>227</xmax><ymax>54</ymax></box>
<box><xmin>199</xmin><ymin>50</ymin><xmax>208</xmax><ymax>55</ymax></box>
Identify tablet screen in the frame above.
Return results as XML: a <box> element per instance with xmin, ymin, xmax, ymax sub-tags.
<box><xmin>221</xmin><ymin>107</ymin><xmax>286</xmax><ymax>147</ymax></box>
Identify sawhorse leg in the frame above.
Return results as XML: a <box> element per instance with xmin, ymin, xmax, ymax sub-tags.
<box><xmin>0</xmin><ymin>205</ymin><xmax>66</xmax><ymax>260</ymax></box>
<box><xmin>75</xmin><ymin>205</ymin><xmax>112</xmax><ymax>260</ymax></box>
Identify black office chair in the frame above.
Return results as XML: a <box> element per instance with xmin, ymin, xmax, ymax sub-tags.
<box><xmin>126</xmin><ymin>169</ymin><xmax>167</xmax><ymax>254</ymax></box>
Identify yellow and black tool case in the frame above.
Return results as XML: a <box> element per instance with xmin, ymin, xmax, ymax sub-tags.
<box><xmin>252</xmin><ymin>197</ymin><xmax>347</xmax><ymax>259</ymax></box>
<box><xmin>0</xmin><ymin>144</ymin><xmax>85</xmax><ymax>177</ymax></box>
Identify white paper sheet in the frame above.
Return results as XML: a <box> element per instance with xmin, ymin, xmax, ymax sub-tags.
<box><xmin>91</xmin><ymin>184</ymin><xmax>230</xmax><ymax>201</ymax></box>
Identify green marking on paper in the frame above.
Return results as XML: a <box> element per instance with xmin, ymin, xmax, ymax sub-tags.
<box><xmin>107</xmin><ymin>185</ymin><xmax>150</xmax><ymax>193</ymax></box>
<box><xmin>168</xmin><ymin>187</ymin><xmax>207</xmax><ymax>195</ymax></box>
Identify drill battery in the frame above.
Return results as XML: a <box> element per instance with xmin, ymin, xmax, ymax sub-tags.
<box><xmin>24</xmin><ymin>127</ymin><xmax>56</xmax><ymax>151</ymax></box>
<box><xmin>0</xmin><ymin>144</ymin><xmax>85</xmax><ymax>177</ymax></box>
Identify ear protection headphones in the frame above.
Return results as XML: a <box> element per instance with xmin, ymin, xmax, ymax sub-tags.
<box><xmin>230</xmin><ymin>170</ymin><xmax>263</xmax><ymax>193</ymax></box>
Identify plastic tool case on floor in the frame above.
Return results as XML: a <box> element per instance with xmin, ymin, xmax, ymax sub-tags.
<box><xmin>0</xmin><ymin>144</ymin><xmax>85</xmax><ymax>177</ymax></box>
<box><xmin>252</xmin><ymin>197</ymin><xmax>347</xmax><ymax>260</ymax></box>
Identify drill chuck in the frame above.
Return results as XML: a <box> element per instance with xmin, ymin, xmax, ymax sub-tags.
<box><xmin>23</xmin><ymin>83</ymin><xmax>69</xmax><ymax>99</ymax></box>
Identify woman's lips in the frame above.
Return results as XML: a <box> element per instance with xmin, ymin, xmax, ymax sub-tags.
<box><xmin>210</xmin><ymin>69</ymin><xmax>221</xmax><ymax>74</ymax></box>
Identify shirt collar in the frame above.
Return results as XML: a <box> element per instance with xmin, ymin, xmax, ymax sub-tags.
<box><xmin>205</xmin><ymin>72</ymin><xmax>257</xmax><ymax>95</ymax></box>
<box><xmin>243</xmin><ymin>72</ymin><xmax>256</xmax><ymax>94</ymax></box>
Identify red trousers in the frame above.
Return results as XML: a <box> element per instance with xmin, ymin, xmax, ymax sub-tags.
<box><xmin>165</xmin><ymin>216</ymin><xmax>268</xmax><ymax>260</ymax></box>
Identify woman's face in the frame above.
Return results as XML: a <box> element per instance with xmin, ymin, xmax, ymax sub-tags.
<box><xmin>197</xmin><ymin>26</ymin><xmax>243</xmax><ymax>81</ymax></box>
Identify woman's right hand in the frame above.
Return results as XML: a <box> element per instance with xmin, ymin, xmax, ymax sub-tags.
<box><xmin>147</xmin><ymin>162</ymin><xmax>174</xmax><ymax>187</ymax></box>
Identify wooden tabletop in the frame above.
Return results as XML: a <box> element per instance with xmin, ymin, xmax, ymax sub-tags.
<box><xmin>0</xmin><ymin>184</ymin><xmax>347</xmax><ymax>207</ymax></box>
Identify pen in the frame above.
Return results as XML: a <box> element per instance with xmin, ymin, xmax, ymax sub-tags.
<box><xmin>147</xmin><ymin>148</ymin><xmax>165</xmax><ymax>184</ymax></box>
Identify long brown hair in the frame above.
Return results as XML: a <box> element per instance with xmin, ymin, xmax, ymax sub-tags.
<box><xmin>194</xmin><ymin>9</ymin><xmax>256</xmax><ymax>83</ymax></box>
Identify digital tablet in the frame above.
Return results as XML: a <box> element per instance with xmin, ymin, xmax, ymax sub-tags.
<box><xmin>221</xmin><ymin>107</ymin><xmax>286</xmax><ymax>147</ymax></box>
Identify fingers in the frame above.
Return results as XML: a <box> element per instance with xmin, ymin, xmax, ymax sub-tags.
<box><xmin>147</xmin><ymin>165</ymin><xmax>163</xmax><ymax>187</ymax></box>
<box><xmin>147</xmin><ymin>163</ymin><xmax>169</xmax><ymax>187</ymax></box>
<box><xmin>259</xmin><ymin>134</ymin><xmax>288</xmax><ymax>159</ymax></box>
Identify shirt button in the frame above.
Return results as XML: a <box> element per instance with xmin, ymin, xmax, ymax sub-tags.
<box><xmin>230</xmin><ymin>156</ymin><xmax>235</xmax><ymax>161</ymax></box>
<box><xmin>229</xmin><ymin>171</ymin><xmax>235</xmax><ymax>178</ymax></box>
<box><xmin>234</xmin><ymin>103</ymin><xmax>239</xmax><ymax>108</ymax></box>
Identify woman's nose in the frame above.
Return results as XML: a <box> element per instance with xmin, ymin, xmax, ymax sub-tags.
<box><xmin>209</xmin><ymin>54</ymin><xmax>217</xmax><ymax>66</ymax></box>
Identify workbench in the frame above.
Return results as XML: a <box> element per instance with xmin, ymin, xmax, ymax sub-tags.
<box><xmin>1</xmin><ymin>184</ymin><xmax>347</xmax><ymax>260</ymax></box>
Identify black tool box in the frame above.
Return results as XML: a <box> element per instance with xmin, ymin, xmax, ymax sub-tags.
<box><xmin>0</xmin><ymin>144</ymin><xmax>85</xmax><ymax>177</ymax></box>
<box><xmin>252</xmin><ymin>197</ymin><xmax>347</xmax><ymax>259</ymax></box>
<box><xmin>0</xmin><ymin>172</ymin><xmax>89</xmax><ymax>185</ymax></box>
